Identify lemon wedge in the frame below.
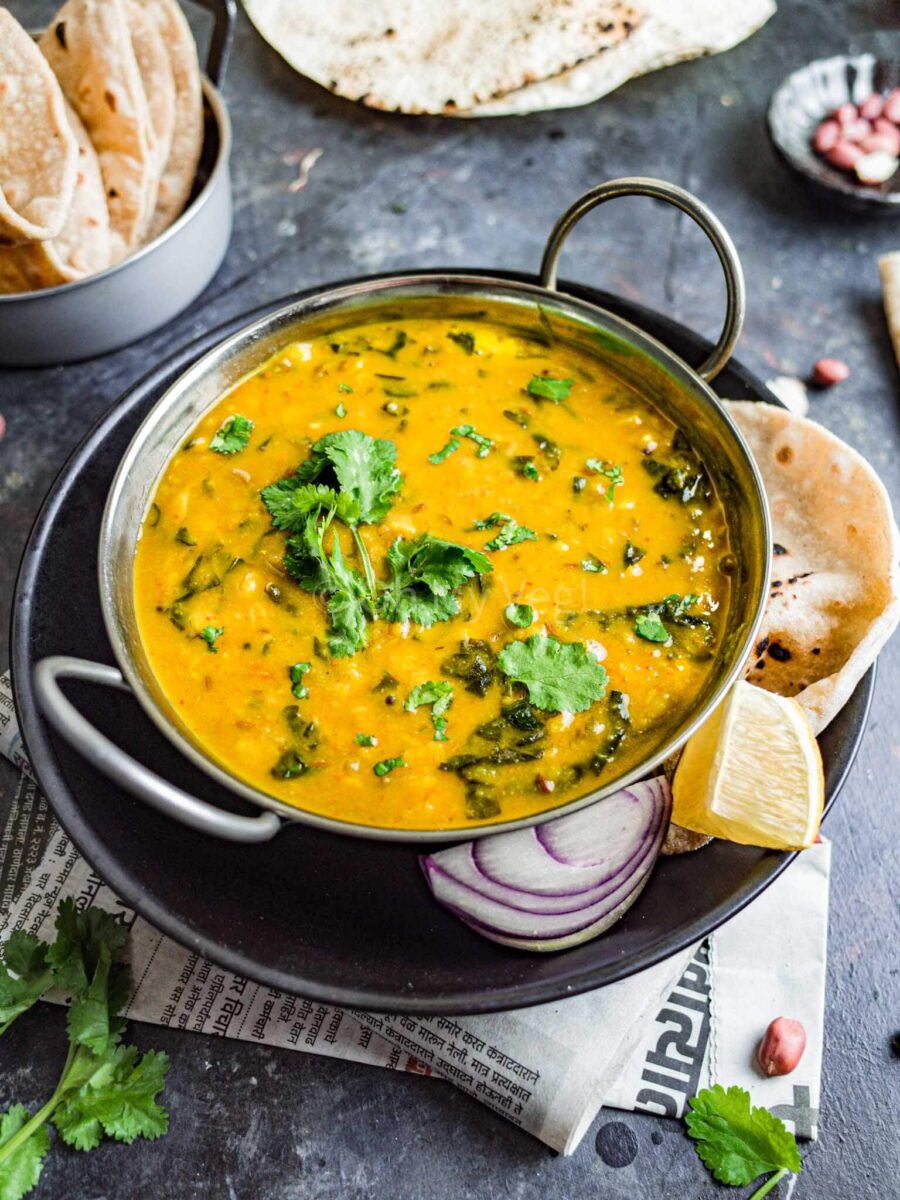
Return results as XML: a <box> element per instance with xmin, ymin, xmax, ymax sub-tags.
<box><xmin>672</xmin><ymin>681</ymin><xmax>824</xmax><ymax>850</ymax></box>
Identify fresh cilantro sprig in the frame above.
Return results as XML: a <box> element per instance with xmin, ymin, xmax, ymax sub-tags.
<box><xmin>497</xmin><ymin>634</ymin><xmax>607</xmax><ymax>713</ymax></box>
<box><xmin>0</xmin><ymin>900</ymin><xmax>169</xmax><ymax>1200</ymax></box>
<box><xmin>210</xmin><ymin>414</ymin><xmax>253</xmax><ymax>455</ymax></box>
<box><xmin>685</xmin><ymin>1085</ymin><xmax>802</xmax><ymax>1199</ymax></box>
<box><xmin>405</xmin><ymin>681</ymin><xmax>454</xmax><ymax>741</ymax></box>
<box><xmin>378</xmin><ymin>535</ymin><xmax>492</xmax><ymax>628</ymax></box>
<box><xmin>262</xmin><ymin>434</ymin><xmax>493</xmax><ymax>656</ymax></box>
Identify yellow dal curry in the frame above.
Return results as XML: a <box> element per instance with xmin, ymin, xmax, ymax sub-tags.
<box><xmin>134</xmin><ymin>316</ymin><xmax>733</xmax><ymax>831</ymax></box>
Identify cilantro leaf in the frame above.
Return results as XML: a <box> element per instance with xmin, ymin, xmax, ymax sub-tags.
<box><xmin>634</xmin><ymin>612</ymin><xmax>669</xmax><ymax>643</ymax></box>
<box><xmin>291</xmin><ymin>430</ymin><xmax>401</xmax><ymax>525</ymax></box>
<box><xmin>405</xmin><ymin>681</ymin><xmax>454</xmax><ymax>741</ymax></box>
<box><xmin>685</xmin><ymin>1085</ymin><xmax>802</xmax><ymax>1187</ymax></box>
<box><xmin>46</xmin><ymin>900</ymin><xmax>128</xmax><ymax>999</ymax></box>
<box><xmin>378</xmin><ymin>535</ymin><xmax>492</xmax><ymax>628</ymax></box>
<box><xmin>526</xmin><ymin>375</ymin><xmax>573</xmax><ymax>402</ymax></box>
<box><xmin>54</xmin><ymin>1046</ymin><xmax>169</xmax><ymax>1152</ymax></box>
<box><xmin>337</xmin><ymin>382</ymin><xmax>353</xmax><ymax>393</ymax></box>
<box><xmin>0</xmin><ymin>933</ymin><xmax>53</xmax><ymax>1032</ymax></box>
<box><xmin>515</xmin><ymin>458</ymin><xmax>541</xmax><ymax>482</ymax></box>
<box><xmin>210</xmin><ymin>414</ymin><xmax>253</xmax><ymax>455</ymax></box>
<box><xmin>261</xmin><ymin>481</ymin><xmax>357</xmax><ymax>531</ymax></box>
<box><xmin>497</xmin><ymin>635</ymin><xmax>607</xmax><ymax>713</ymax></box>
<box><xmin>504</xmin><ymin>603</ymin><xmax>535</xmax><ymax>628</ymax></box>
<box><xmin>586</xmin><ymin>459</ymin><xmax>623</xmax><ymax>504</ymax></box>
<box><xmin>281</xmin><ymin>509</ymin><xmax>371</xmax><ymax>658</ymax></box>
<box><xmin>199</xmin><ymin>625</ymin><xmax>223</xmax><ymax>653</ymax></box>
<box><xmin>0</xmin><ymin>1106</ymin><xmax>50</xmax><ymax>1200</ymax></box>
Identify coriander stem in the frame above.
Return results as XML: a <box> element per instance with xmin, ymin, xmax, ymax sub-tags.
<box><xmin>0</xmin><ymin>1041</ymin><xmax>76</xmax><ymax>1165</ymax></box>
<box><xmin>352</xmin><ymin>526</ymin><xmax>377</xmax><ymax>605</ymax></box>
<box><xmin>747</xmin><ymin>1168</ymin><xmax>789</xmax><ymax>1200</ymax></box>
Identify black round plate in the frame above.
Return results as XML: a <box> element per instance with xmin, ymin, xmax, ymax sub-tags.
<box><xmin>11</xmin><ymin>274</ymin><xmax>874</xmax><ymax>1014</ymax></box>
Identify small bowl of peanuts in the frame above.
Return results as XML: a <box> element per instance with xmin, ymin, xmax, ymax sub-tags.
<box><xmin>768</xmin><ymin>53</ymin><xmax>900</xmax><ymax>214</ymax></box>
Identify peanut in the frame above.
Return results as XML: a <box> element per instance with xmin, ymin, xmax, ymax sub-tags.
<box><xmin>811</xmin><ymin>357</ymin><xmax>850</xmax><ymax>387</ymax></box>
<box><xmin>758</xmin><ymin>1017</ymin><xmax>807</xmax><ymax>1077</ymax></box>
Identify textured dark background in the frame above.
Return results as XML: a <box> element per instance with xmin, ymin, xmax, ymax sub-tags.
<box><xmin>1</xmin><ymin>1</ymin><xmax>899</xmax><ymax>1196</ymax></box>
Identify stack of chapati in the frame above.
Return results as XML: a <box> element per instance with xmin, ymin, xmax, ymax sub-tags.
<box><xmin>0</xmin><ymin>0</ymin><xmax>203</xmax><ymax>293</ymax></box>
<box><xmin>240</xmin><ymin>0</ymin><xmax>776</xmax><ymax>117</ymax></box>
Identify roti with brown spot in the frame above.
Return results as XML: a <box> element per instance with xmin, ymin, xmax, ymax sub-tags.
<box><xmin>41</xmin><ymin>0</ymin><xmax>156</xmax><ymax>262</ymax></box>
<box><xmin>725</xmin><ymin>401</ymin><xmax>900</xmax><ymax>734</ymax></box>
<box><xmin>241</xmin><ymin>0</ymin><xmax>642</xmax><ymax>115</ymax></box>
<box><xmin>0</xmin><ymin>7</ymin><xmax>77</xmax><ymax>244</ymax></box>
<box><xmin>0</xmin><ymin>99</ymin><xmax>110</xmax><ymax>292</ymax></box>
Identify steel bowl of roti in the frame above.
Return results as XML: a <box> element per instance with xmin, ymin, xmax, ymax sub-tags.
<box><xmin>30</xmin><ymin>177</ymin><xmax>778</xmax><ymax>846</ymax></box>
<box><xmin>0</xmin><ymin>0</ymin><xmax>234</xmax><ymax>366</ymax></box>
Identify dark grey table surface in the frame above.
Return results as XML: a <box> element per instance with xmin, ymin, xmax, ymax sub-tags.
<box><xmin>2</xmin><ymin>2</ymin><xmax>899</xmax><ymax>1197</ymax></box>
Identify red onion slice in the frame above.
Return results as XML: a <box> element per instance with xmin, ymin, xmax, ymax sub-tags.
<box><xmin>421</xmin><ymin>777</ymin><xmax>672</xmax><ymax>953</ymax></box>
<box><xmin>471</xmin><ymin>778</ymin><xmax>665</xmax><ymax>894</ymax></box>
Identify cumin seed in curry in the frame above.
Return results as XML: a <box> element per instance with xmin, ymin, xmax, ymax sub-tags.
<box><xmin>134</xmin><ymin>315</ymin><xmax>733</xmax><ymax>832</ymax></box>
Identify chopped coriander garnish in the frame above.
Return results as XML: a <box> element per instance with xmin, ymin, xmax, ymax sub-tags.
<box><xmin>405</xmin><ymin>680</ymin><xmax>454</xmax><ymax>741</ymax></box>
<box><xmin>335</xmin><ymin>402</ymin><xmax>347</xmax><ymax>418</ymax></box>
<box><xmin>199</xmin><ymin>625</ymin><xmax>223</xmax><ymax>653</ymax></box>
<box><xmin>289</xmin><ymin>661</ymin><xmax>311</xmax><ymax>699</ymax></box>
<box><xmin>355</xmin><ymin>732</ymin><xmax>377</xmax><ymax>747</ymax></box>
<box><xmin>624</xmin><ymin>541</ymin><xmax>646</xmax><ymax>566</ymax></box>
<box><xmin>581</xmin><ymin>554</ymin><xmax>608</xmax><ymax>574</ymax></box>
<box><xmin>526</xmin><ymin>375</ymin><xmax>573</xmax><ymax>403</ymax></box>
<box><xmin>505</xmin><ymin>603</ymin><xmax>535</xmax><ymax>628</ymax></box>
<box><xmin>210</xmin><ymin>414</ymin><xmax>253</xmax><ymax>455</ymax></box>
<box><xmin>374</xmin><ymin>756</ymin><xmax>407</xmax><ymax>777</ymax></box>
<box><xmin>451</xmin><ymin>424</ymin><xmax>493</xmax><ymax>458</ymax></box>
<box><xmin>572</xmin><ymin>476</ymin><xmax>587</xmax><ymax>494</ymax></box>
<box><xmin>498</xmin><ymin>634</ymin><xmax>607</xmax><ymax>713</ymax></box>
<box><xmin>483</xmin><ymin>518</ymin><xmax>538</xmax><ymax>553</ymax></box>
<box><xmin>337</xmin><ymin>382</ymin><xmax>353</xmax><ymax>393</ymax></box>
<box><xmin>586</xmin><ymin>459</ymin><xmax>624</xmax><ymax>503</ymax></box>
<box><xmin>515</xmin><ymin>457</ymin><xmax>540</xmax><ymax>482</ymax></box>
<box><xmin>447</xmin><ymin>331</ymin><xmax>476</xmax><ymax>354</ymax></box>
<box><xmin>634</xmin><ymin>611</ymin><xmax>670</xmax><ymax>643</ymax></box>
<box><xmin>429</xmin><ymin>436</ymin><xmax>460</xmax><ymax>465</ymax></box>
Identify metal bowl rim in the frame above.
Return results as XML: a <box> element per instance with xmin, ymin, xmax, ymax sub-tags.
<box><xmin>0</xmin><ymin>75</ymin><xmax>232</xmax><ymax>306</ymax></box>
<box><xmin>99</xmin><ymin>273</ymin><xmax>773</xmax><ymax>842</ymax></box>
